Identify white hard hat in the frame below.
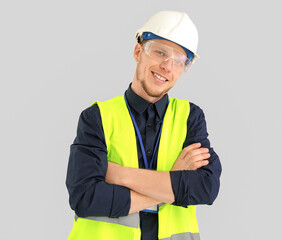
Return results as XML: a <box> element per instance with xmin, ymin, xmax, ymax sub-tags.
<box><xmin>135</xmin><ymin>11</ymin><xmax>199</xmax><ymax>61</ymax></box>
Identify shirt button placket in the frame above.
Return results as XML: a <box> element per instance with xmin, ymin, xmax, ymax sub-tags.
<box><xmin>145</xmin><ymin>104</ymin><xmax>155</xmax><ymax>167</ymax></box>
<box><xmin>146</xmin><ymin>149</ymin><xmax>152</xmax><ymax>155</ymax></box>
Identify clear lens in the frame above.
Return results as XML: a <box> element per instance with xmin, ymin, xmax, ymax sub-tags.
<box><xmin>143</xmin><ymin>40</ymin><xmax>193</xmax><ymax>73</ymax></box>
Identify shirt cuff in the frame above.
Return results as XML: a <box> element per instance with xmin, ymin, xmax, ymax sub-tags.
<box><xmin>170</xmin><ymin>171</ymin><xmax>189</xmax><ymax>207</ymax></box>
<box><xmin>109</xmin><ymin>185</ymin><xmax>131</xmax><ymax>217</ymax></box>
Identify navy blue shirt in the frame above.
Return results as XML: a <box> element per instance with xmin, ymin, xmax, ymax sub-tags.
<box><xmin>66</xmin><ymin>85</ymin><xmax>222</xmax><ymax>240</ymax></box>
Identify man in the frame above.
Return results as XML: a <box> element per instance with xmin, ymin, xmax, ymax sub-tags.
<box><xmin>66</xmin><ymin>11</ymin><xmax>221</xmax><ymax>240</ymax></box>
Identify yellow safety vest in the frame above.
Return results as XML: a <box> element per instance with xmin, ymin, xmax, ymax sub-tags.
<box><xmin>68</xmin><ymin>95</ymin><xmax>200</xmax><ymax>240</ymax></box>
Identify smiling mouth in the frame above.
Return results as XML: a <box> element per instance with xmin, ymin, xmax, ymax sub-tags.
<box><xmin>152</xmin><ymin>72</ymin><xmax>168</xmax><ymax>82</ymax></box>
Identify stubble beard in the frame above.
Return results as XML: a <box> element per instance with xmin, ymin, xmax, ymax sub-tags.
<box><xmin>136</xmin><ymin>61</ymin><xmax>172</xmax><ymax>99</ymax></box>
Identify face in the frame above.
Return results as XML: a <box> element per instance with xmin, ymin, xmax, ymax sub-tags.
<box><xmin>131</xmin><ymin>39</ymin><xmax>186</xmax><ymax>103</ymax></box>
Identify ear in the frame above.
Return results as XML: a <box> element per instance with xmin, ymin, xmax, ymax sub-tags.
<box><xmin>133</xmin><ymin>43</ymin><xmax>142</xmax><ymax>62</ymax></box>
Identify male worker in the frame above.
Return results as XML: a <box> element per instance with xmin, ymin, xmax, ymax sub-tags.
<box><xmin>66</xmin><ymin>11</ymin><xmax>221</xmax><ymax>240</ymax></box>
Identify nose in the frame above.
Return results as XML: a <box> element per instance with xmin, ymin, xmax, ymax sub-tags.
<box><xmin>160</xmin><ymin>58</ymin><xmax>173</xmax><ymax>72</ymax></box>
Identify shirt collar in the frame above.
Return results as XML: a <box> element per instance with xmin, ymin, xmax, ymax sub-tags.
<box><xmin>126</xmin><ymin>83</ymin><xmax>168</xmax><ymax>119</ymax></box>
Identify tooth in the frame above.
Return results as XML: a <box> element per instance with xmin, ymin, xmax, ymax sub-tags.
<box><xmin>154</xmin><ymin>73</ymin><xmax>166</xmax><ymax>81</ymax></box>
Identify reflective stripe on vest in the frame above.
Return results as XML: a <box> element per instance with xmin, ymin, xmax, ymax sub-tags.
<box><xmin>74</xmin><ymin>212</ymin><xmax>139</xmax><ymax>228</ymax></box>
<box><xmin>162</xmin><ymin>232</ymin><xmax>200</xmax><ymax>240</ymax></box>
<box><xmin>68</xmin><ymin>95</ymin><xmax>199</xmax><ymax>240</ymax></box>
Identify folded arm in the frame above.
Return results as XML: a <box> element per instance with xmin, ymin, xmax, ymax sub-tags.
<box><xmin>170</xmin><ymin>103</ymin><xmax>222</xmax><ymax>206</ymax></box>
<box><xmin>66</xmin><ymin>102</ymin><xmax>221</xmax><ymax>217</ymax></box>
<box><xmin>66</xmin><ymin>105</ymin><xmax>165</xmax><ymax>217</ymax></box>
<box><xmin>105</xmin><ymin>103</ymin><xmax>221</xmax><ymax>210</ymax></box>
<box><xmin>66</xmin><ymin>106</ymin><xmax>131</xmax><ymax>218</ymax></box>
<box><xmin>106</xmin><ymin>142</ymin><xmax>210</xmax><ymax>207</ymax></box>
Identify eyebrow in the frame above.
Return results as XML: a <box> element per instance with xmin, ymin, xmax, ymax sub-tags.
<box><xmin>157</xmin><ymin>46</ymin><xmax>169</xmax><ymax>54</ymax></box>
<box><xmin>159</xmin><ymin>44</ymin><xmax>183</xmax><ymax>56</ymax></box>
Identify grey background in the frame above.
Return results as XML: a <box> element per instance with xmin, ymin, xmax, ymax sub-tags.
<box><xmin>1</xmin><ymin>0</ymin><xmax>281</xmax><ymax>239</ymax></box>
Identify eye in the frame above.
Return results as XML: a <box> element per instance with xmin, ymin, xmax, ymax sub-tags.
<box><xmin>155</xmin><ymin>50</ymin><xmax>165</xmax><ymax>56</ymax></box>
<box><xmin>174</xmin><ymin>60</ymin><xmax>181</xmax><ymax>65</ymax></box>
<box><xmin>174</xmin><ymin>59</ymin><xmax>184</xmax><ymax>66</ymax></box>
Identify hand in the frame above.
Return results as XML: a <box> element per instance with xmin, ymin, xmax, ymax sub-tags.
<box><xmin>105</xmin><ymin>161</ymin><xmax>122</xmax><ymax>185</ymax></box>
<box><xmin>172</xmin><ymin>143</ymin><xmax>210</xmax><ymax>171</ymax></box>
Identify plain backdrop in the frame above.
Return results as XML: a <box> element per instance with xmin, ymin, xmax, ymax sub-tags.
<box><xmin>1</xmin><ymin>0</ymin><xmax>281</xmax><ymax>239</ymax></box>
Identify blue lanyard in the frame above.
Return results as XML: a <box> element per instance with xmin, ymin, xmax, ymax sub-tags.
<box><xmin>124</xmin><ymin>92</ymin><xmax>168</xmax><ymax>169</ymax></box>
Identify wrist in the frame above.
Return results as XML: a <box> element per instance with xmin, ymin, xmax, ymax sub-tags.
<box><xmin>118</xmin><ymin>165</ymin><xmax>131</xmax><ymax>186</ymax></box>
<box><xmin>106</xmin><ymin>162</ymin><xmax>128</xmax><ymax>186</ymax></box>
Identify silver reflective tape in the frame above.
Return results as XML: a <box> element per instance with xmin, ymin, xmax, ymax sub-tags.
<box><xmin>144</xmin><ymin>203</ymin><xmax>165</xmax><ymax>212</ymax></box>
<box><xmin>161</xmin><ymin>232</ymin><xmax>200</xmax><ymax>240</ymax></box>
<box><xmin>75</xmin><ymin>212</ymin><xmax>139</xmax><ymax>228</ymax></box>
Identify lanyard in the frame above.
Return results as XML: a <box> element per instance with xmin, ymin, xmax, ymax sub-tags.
<box><xmin>124</xmin><ymin>92</ymin><xmax>168</xmax><ymax>169</ymax></box>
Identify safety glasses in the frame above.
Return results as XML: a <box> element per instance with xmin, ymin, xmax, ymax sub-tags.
<box><xmin>142</xmin><ymin>40</ymin><xmax>193</xmax><ymax>73</ymax></box>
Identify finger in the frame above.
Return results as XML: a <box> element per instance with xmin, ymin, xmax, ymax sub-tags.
<box><xmin>183</xmin><ymin>143</ymin><xmax>201</xmax><ymax>152</ymax></box>
<box><xmin>196</xmin><ymin>160</ymin><xmax>209</xmax><ymax>169</ymax></box>
<box><xmin>178</xmin><ymin>143</ymin><xmax>200</xmax><ymax>159</ymax></box>
<box><xmin>181</xmin><ymin>143</ymin><xmax>202</xmax><ymax>157</ymax></box>
<box><xmin>180</xmin><ymin>151</ymin><xmax>210</xmax><ymax>169</ymax></box>
<box><xmin>189</xmin><ymin>160</ymin><xmax>209</xmax><ymax>170</ymax></box>
<box><xmin>186</xmin><ymin>153</ymin><xmax>210</xmax><ymax>166</ymax></box>
<box><xmin>186</xmin><ymin>148</ymin><xmax>209</xmax><ymax>159</ymax></box>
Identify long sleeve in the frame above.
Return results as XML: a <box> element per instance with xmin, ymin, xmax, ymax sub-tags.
<box><xmin>66</xmin><ymin>105</ymin><xmax>131</xmax><ymax>218</ymax></box>
<box><xmin>170</xmin><ymin>102</ymin><xmax>222</xmax><ymax>206</ymax></box>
